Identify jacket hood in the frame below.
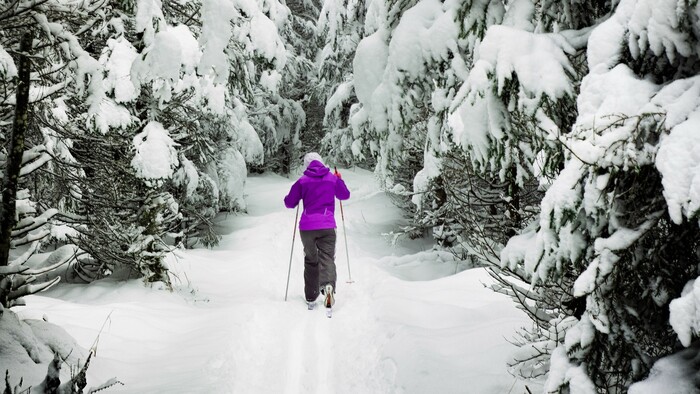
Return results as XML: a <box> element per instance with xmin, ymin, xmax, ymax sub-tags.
<box><xmin>304</xmin><ymin>160</ymin><xmax>330</xmax><ymax>177</ymax></box>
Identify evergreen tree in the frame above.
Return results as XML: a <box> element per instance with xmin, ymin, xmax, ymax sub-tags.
<box><xmin>498</xmin><ymin>0</ymin><xmax>700</xmax><ymax>391</ymax></box>
<box><xmin>0</xmin><ymin>0</ymin><xmax>103</xmax><ymax>306</ymax></box>
<box><xmin>1</xmin><ymin>0</ymin><xmax>298</xmax><ymax>282</ymax></box>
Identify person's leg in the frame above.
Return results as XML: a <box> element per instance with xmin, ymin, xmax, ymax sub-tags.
<box><xmin>299</xmin><ymin>230</ymin><xmax>320</xmax><ymax>302</ymax></box>
<box><xmin>316</xmin><ymin>229</ymin><xmax>337</xmax><ymax>291</ymax></box>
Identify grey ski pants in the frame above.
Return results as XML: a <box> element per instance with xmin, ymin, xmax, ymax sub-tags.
<box><xmin>299</xmin><ymin>228</ymin><xmax>337</xmax><ymax>302</ymax></box>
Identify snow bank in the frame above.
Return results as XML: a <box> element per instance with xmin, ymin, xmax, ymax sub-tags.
<box><xmin>0</xmin><ymin>310</ymin><xmax>86</xmax><ymax>390</ymax></box>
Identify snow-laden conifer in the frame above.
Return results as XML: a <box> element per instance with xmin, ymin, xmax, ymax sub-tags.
<box><xmin>498</xmin><ymin>0</ymin><xmax>700</xmax><ymax>391</ymax></box>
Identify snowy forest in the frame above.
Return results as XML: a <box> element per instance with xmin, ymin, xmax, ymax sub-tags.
<box><xmin>2</xmin><ymin>0</ymin><xmax>700</xmax><ymax>392</ymax></box>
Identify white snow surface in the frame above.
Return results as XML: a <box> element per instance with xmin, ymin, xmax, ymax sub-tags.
<box><xmin>11</xmin><ymin>169</ymin><xmax>537</xmax><ymax>393</ymax></box>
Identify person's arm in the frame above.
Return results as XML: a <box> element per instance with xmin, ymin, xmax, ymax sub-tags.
<box><xmin>284</xmin><ymin>181</ymin><xmax>302</xmax><ymax>208</ymax></box>
<box><xmin>334</xmin><ymin>176</ymin><xmax>350</xmax><ymax>201</ymax></box>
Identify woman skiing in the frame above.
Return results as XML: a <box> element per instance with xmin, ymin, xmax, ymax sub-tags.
<box><xmin>284</xmin><ymin>152</ymin><xmax>350</xmax><ymax>311</ymax></box>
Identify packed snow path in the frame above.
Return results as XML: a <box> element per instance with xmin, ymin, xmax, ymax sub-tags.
<box><xmin>19</xmin><ymin>169</ymin><xmax>536</xmax><ymax>393</ymax></box>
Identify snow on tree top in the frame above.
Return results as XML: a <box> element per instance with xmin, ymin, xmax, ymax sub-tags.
<box><xmin>0</xmin><ymin>44</ymin><xmax>17</xmax><ymax>80</ymax></box>
<box><xmin>131</xmin><ymin>121</ymin><xmax>179</xmax><ymax>180</ymax></box>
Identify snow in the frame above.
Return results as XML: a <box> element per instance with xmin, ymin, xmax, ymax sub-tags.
<box><xmin>230</xmin><ymin>99</ymin><xmax>265</xmax><ymax>165</ymax></box>
<box><xmin>49</xmin><ymin>225</ymin><xmax>78</xmax><ymax>243</ymax></box>
<box><xmin>173</xmin><ymin>156</ymin><xmax>200</xmax><ymax>198</ymax></box>
<box><xmin>132</xmin><ymin>24</ymin><xmax>202</xmax><ymax>105</ymax></box>
<box><xmin>351</xmin><ymin>0</ymin><xmax>464</xmax><ymax>138</ymax></box>
<box><xmin>216</xmin><ymin>147</ymin><xmax>248</xmax><ymax>211</ymax></box>
<box><xmin>586</xmin><ymin>16</ymin><xmax>624</xmax><ymax>70</ymax></box>
<box><xmin>131</xmin><ymin>121</ymin><xmax>179</xmax><ymax>180</ymax></box>
<box><xmin>260</xmin><ymin>69</ymin><xmax>282</xmax><ymax>93</ymax></box>
<box><xmin>624</xmin><ymin>0</ymin><xmax>693</xmax><ymax>61</ymax></box>
<box><xmin>669</xmin><ymin>279</ymin><xmax>700</xmax><ymax>347</ymax></box>
<box><xmin>92</xmin><ymin>99</ymin><xmax>133</xmax><ymax>134</ymax></box>
<box><xmin>102</xmin><ymin>37</ymin><xmax>139</xmax><ymax>103</ymax></box>
<box><xmin>135</xmin><ymin>0</ymin><xmax>165</xmax><ymax>42</ymax></box>
<box><xmin>10</xmin><ymin>168</ymin><xmax>537</xmax><ymax>393</ymax></box>
<box><xmin>388</xmin><ymin>0</ymin><xmax>458</xmax><ymax>80</ymax></box>
<box><xmin>170</xmin><ymin>25</ymin><xmax>202</xmax><ymax>74</ymax></box>
<box><xmin>575</xmin><ymin>65</ymin><xmax>658</xmax><ymax>147</ymax></box>
<box><xmin>564</xmin><ymin>315</ymin><xmax>595</xmax><ymax>354</ymax></box>
<box><xmin>587</xmin><ymin>0</ymin><xmax>697</xmax><ymax>70</ymax></box>
<box><xmin>465</xmin><ymin>25</ymin><xmax>575</xmax><ymax>112</ymax></box>
<box><xmin>0</xmin><ymin>311</ymin><xmax>86</xmax><ymax>389</ymax></box>
<box><xmin>411</xmin><ymin>151</ymin><xmax>441</xmax><ymax>210</ymax></box>
<box><xmin>448</xmin><ymin>89</ymin><xmax>508</xmax><ymax>167</ymax></box>
<box><xmin>523</xmin><ymin>159</ymin><xmax>585</xmax><ymax>282</ymax></box>
<box><xmin>574</xmin><ymin>220</ymin><xmax>657</xmax><ymax>298</ymax></box>
<box><xmin>249</xmin><ymin>12</ymin><xmax>288</xmax><ymax>69</ymax></box>
<box><xmin>325</xmin><ymin>81</ymin><xmax>354</xmax><ymax>118</ymax></box>
<box><xmin>629</xmin><ymin>345</ymin><xmax>700</xmax><ymax>394</ymax></box>
<box><xmin>501</xmin><ymin>0</ymin><xmax>534</xmax><ymax>31</ymax></box>
<box><xmin>199</xmin><ymin>0</ymin><xmax>236</xmax><ymax>84</ymax></box>
<box><xmin>50</xmin><ymin>98</ymin><xmax>70</xmax><ymax>124</ymax></box>
<box><xmin>353</xmin><ymin>29</ymin><xmax>389</xmax><ymax>108</ymax></box>
<box><xmin>545</xmin><ymin>346</ymin><xmax>595</xmax><ymax>394</ymax></box>
<box><xmin>0</xmin><ymin>44</ymin><xmax>17</xmax><ymax>80</ymax></box>
<box><xmin>656</xmin><ymin>109</ymin><xmax>700</xmax><ymax>225</ymax></box>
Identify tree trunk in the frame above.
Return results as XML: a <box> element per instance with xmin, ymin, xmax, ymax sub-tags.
<box><xmin>0</xmin><ymin>32</ymin><xmax>32</xmax><ymax>267</ymax></box>
<box><xmin>506</xmin><ymin>164</ymin><xmax>521</xmax><ymax>238</ymax></box>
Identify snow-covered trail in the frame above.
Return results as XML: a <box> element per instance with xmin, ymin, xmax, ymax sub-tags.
<box><xmin>208</xmin><ymin>169</ymin><xmax>420</xmax><ymax>393</ymax></box>
<box><xmin>18</xmin><ymin>168</ymin><xmax>537</xmax><ymax>393</ymax></box>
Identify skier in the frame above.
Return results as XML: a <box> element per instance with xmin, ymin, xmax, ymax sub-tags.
<box><xmin>284</xmin><ymin>152</ymin><xmax>350</xmax><ymax>312</ymax></box>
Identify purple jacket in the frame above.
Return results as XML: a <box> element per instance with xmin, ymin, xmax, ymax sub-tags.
<box><xmin>284</xmin><ymin>161</ymin><xmax>350</xmax><ymax>231</ymax></box>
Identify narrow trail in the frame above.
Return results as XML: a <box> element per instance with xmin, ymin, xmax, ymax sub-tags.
<box><xmin>210</xmin><ymin>169</ymin><xmax>404</xmax><ymax>394</ymax></box>
<box><xmin>210</xmin><ymin>169</ymin><xmax>536</xmax><ymax>394</ymax></box>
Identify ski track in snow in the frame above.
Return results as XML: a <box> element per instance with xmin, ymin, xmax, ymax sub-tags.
<box><xmin>283</xmin><ymin>309</ymin><xmax>334</xmax><ymax>394</ymax></box>
<box><xmin>316</xmin><ymin>315</ymin><xmax>333</xmax><ymax>393</ymax></box>
<box><xmin>283</xmin><ymin>312</ymin><xmax>307</xmax><ymax>393</ymax></box>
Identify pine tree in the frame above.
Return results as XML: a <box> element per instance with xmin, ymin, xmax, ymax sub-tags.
<box><xmin>0</xmin><ymin>0</ymin><xmax>101</xmax><ymax>307</ymax></box>
<box><xmin>498</xmin><ymin>1</ymin><xmax>700</xmax><ymax>391</ymax></box>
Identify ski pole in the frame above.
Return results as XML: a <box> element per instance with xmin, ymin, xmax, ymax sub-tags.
<box><xmin>339</xmin><ymin>199</ymin><xmax>353</xmax><ymax>283</ymax></box>
<box><xmin>284</xmin><ymin>205</ymin><xmax>300</xmax><ymax>301</ymax></box>
<box><xmin>335</xmin><ymin>166</ymin><xmax>353</xmax><ymax>283</ymax></box>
